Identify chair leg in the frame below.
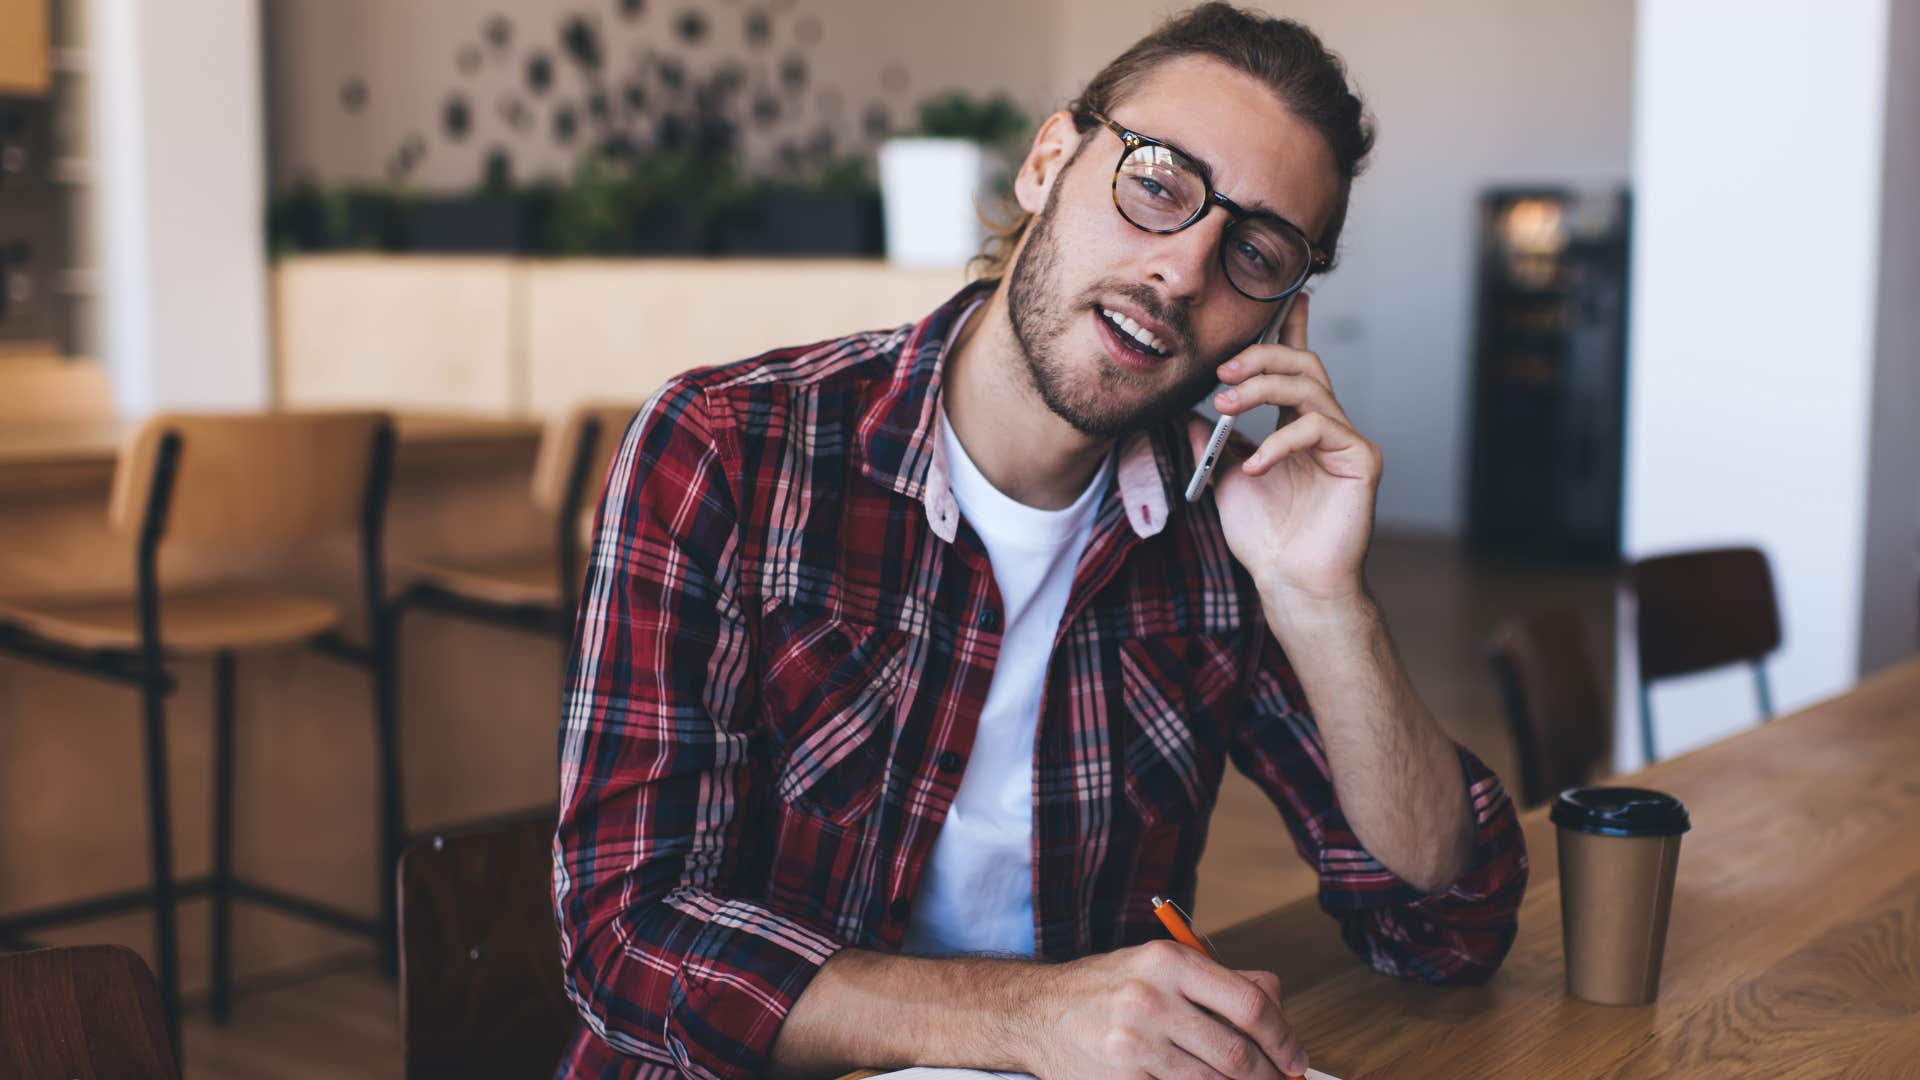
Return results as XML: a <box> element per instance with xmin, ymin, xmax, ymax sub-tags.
<box><xmin>1754</xmin><ymin>661</ymin><xmax>1776</xmax><ymax>720</ymax></box>
<box><xmin>1638</xmin><ymin>681</ymin><xmax>1658</xmax><ymax>766</ymax></box>
<box><xmin>138</xmin><ymin>667</ymin><xmax>184</xmax><ymax>1062</ymax></box>
<box><xmin>374</xmin><ymin>605</ymin><xmax>405</xmax><ymax>977</ymax></box>
<box><xmin>210</xmin><ymin>650</ymin><xmax>237</xmax><ymax>1023</ymax></box>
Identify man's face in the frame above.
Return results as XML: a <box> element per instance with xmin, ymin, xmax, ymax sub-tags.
<box><xmin>1005</xmin><ymin>55</ymin><xmax>1343</xmax><ymax>439</ymax></box>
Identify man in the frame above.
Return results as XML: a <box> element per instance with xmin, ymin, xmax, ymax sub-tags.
<box><xmin>554</xmin><ymin>5</ymin><xmax>1526</xmax><ymax>1078</ymax></box>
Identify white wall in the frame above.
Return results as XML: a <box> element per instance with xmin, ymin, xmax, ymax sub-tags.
<box><xmin>1054</xmin><ymin>0</ymin><xmax>1637</xmax><ymax>534</ymax></box>
<box><xmin>1616</xmin><ymin>0</ymin><xmax>1896</xmax><ymax>767</ymax></box>
<box><xmin>1859</xmin><ymin>0</ymin><xmax>1920</xmax><ymax>678</ymax></box>
<box><xmin>89</xmin><ymin>0</ymin><xmax>270</xmax><ymax>412</ymax></box>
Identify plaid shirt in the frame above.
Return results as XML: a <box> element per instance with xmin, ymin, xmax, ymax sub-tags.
<box><xmin>553</xmin><ymin>282</ymin><xmax>1527</xmax><ymax>1079</ymax></box>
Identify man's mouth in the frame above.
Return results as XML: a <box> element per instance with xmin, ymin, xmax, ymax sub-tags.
<box><xmin>1096</xmin><ymin>304</ymin><xmax>1171</xmax><ymax>358</ymax></box>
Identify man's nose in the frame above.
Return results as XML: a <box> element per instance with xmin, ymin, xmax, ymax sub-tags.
<box><xmin>1143</xmin><ymin>204</ymin><xmax>1228</xmax><ymax>303</ymax></box>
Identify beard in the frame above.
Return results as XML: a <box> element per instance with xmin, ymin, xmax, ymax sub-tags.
<box><xmin>1004</xmin><ymin>171</ymin><xmax>1236</xmax><ymax>440</ymax></box>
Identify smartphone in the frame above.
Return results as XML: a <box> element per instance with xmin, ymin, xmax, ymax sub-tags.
<box><xmin>1183</xmin><ymin>292</ymin><xmax>1299</xmax><ymax>503</ymax></box>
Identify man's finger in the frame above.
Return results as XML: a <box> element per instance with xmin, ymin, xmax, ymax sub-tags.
<box><xmin>1213</xmin><ymin>374</ymin><xmax>1352</xmax><ymax>431</ymax></box>
<box><xmin>1234</xmin><ymin>969</ymin><xmax>1285</xmax><ymax>1010</ymax></box>
<box><xmin>1281</xmin><ymin>290</ymin><xmax>1310</xmax><ymax>351</ymax></box>
<box><xmin>1219</xmin><ymin>342</ymin><xmax>1332</xmax><ymax>396</ymax></box>
<box><xmin>1167</xmin><ymin>1013</ymin><xmax>1284</xmax><ymax>1080</ymax></box>
<box><xmin>1241</xmin><ymin>411</ymin><xmax>1377</xmax><ymax>481</ymax></box>
<box><xmin>1177</xmin><ymin>963</ymin><xmax>1301</xmax><ymax>1078</ymax></box>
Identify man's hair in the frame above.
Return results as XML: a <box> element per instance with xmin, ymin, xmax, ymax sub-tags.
<box><xmin>971</xmin><ymin>2</ymin><xmax>1375</xmax><ymax>281</ymax></box>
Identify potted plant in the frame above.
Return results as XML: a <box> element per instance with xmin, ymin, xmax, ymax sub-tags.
<box><xmin>877</xmin><ymin>92</ymin><xmax>1026</xmax><ymax>268</ymax></box>
<box><xmin>716</xmin><ymin>151</ymin><xmax>883</xmax><ymax>257</ymax></box>
<box><xmin>409</xmin><ymin>153</ymin><xmax>553</xmax><ymax>253</ymax></box>
<box><xmin>267</xmin><ymin>181</ymin><xmax>413</xmax><ymax>254</ymax></box>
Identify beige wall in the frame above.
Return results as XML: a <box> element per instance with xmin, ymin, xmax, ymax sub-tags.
<box><xmin>264</xmin><ymin>0</ymin><xmax>1068</xmax><ymax>192</ymax></box>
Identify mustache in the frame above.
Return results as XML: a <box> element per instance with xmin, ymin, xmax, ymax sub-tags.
<box><xmin>1090</xmin><ymin>281</ymin><xmax>1194</xmax><ymax>357</ymax></box>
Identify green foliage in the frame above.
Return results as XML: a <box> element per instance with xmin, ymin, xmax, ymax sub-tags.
<box><xmin>268</xmin><ymin>86</ymin><xmax>1031</xmax><ymax>255</ymax></box>
<box><xmin>913</xmin><ymin>92</ymin><xmax>1029</xmax><ymax>148</ymax></box>
<box><xmin>266</xmin><ymin>181</ymin><xmax>413</xmax><ymax>255</ymax></box>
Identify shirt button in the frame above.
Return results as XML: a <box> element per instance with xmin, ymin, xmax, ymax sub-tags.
<box><xmin>937</xmin><ymin>750</ymin><xmax>964</xmax><ymax>774</ymax></box>
<box><xmin>889</xmin><ymin>897</ymin><xmax>913</xmax><ymax>922</ymax></box>
<box><xmin>976</xmin><ymin>608</ymin><xmax>1000</xmax><ymax>632</ymax></box>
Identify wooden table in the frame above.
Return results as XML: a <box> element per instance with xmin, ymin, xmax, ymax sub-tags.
<box><xmin>1207</xmin><ymin>657</ymin><xmax>1920</xmax><ymax>1078</ymax></box>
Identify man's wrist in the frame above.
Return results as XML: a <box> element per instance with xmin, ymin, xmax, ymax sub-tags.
<box><xmin>992</xmin><ymin>956</ymin><xmax>1054</xmax><ymax>1074</ymax></box>
<box><xmin>1258</xmin><ymin>577</ymin><xmax>1378</xmax><ymax>643</ymax></box>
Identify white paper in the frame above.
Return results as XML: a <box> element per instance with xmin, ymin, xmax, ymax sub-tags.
<box><xmin>866</xmin><ymin>1069</ymin><xmax>1342</xmax><ymax>1079</ymax></box>
<box><xmin>864</xmin><ymin>1060</ymin><xmax>1344</xmax><ymax>1068</ymax></box>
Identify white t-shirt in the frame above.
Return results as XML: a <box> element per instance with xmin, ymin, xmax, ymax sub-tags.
<box><xmin>900</xmin><ymin>404</ymin><xmax>1113</xmax><ymax>957</ymax></box>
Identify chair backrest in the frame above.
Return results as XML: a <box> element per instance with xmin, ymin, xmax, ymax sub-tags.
<box><xmin>1629</xmin><ymin>546</ymin><xmax>1782</xmax><ymax>682</ymax></box>
<box><xmin>1487</xmin><ymin>609</ymin><xmax>1611</xmax><ymax>808</ymax></box>
<box><xmin>106</xmin><ymin>411</ymin><xmax>391</xmax><ymax>546</ymax></box>
<box><xmin>529</xmin><ymin>402</ymin><xmax>640</xmax><ymax>518</ymax></box>
<box><xmin>399</xmin><ymin>814</ymin><xmax>575</xmax><ymax>1080</ymax></box>
<box><xmin>0</xmin><ymin>945</ymin><xmax>180</xmax><ymax>1079</ymax></box>
<box><xmin>0</xmin><ymin>353</ymin><xmax>117</xmax><ymax>423</ymax></box>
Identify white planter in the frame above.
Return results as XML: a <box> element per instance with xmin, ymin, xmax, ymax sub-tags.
<box><xmin>878</xmin><ymin>137</ymin><xmax>994</xmax><ymax>270</ymax></box>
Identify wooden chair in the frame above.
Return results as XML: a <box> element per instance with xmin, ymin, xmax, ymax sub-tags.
<box><xmin>398</xmin><ymin>814</ymin><xmax>575</xmax><ymax>1080</ymax></box>
<box><xmin>0</xmin><ymin>412</ymin><xmax>399</xmax><ymax>1052</ymax></box>
<box><xmin>1629</xmin><ymin>545</ymin><xmax>1783</xmax><ymax>762</ymax></box>
<box><xmin>0</xmin><ymin>945</ymin><xmax>180</xmax><ymax>1078</ymax></box>
<box><xmin>397</xmin><ymin>402</ymin><xmax>637</xmax><ymax>637</ymax></box>
<box><xmin>1487</xmin><ymin>609</ymin><xmax>1611</xmax><ymax>808</ymax></box>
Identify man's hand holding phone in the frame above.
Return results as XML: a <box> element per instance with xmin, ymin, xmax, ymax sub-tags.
<box><xmin>1185</xmin><ymin>292</ymin><xmax>1381</xmax><ymax>615</ymax></box>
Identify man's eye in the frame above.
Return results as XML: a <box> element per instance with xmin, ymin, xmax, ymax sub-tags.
<box><xmin>1133</xmin><ymin>176</ymin><xmax>1173</xmax><ymax>201</ymax></box>
<box><xmin>1233</xmin><ymin>239</ymin><xmax>1270</xmax><ymax>268</ymax></box>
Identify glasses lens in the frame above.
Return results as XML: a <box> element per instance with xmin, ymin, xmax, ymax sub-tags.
<box><xmin>1223</xmin><ymin>217</ymin><xmax>1311</xmax><ymax>300</ymax></box>
<box><xmin>1115</xmin><ymin>144</ymin><xmax>1206</xmax><ymax>230</ymax></box>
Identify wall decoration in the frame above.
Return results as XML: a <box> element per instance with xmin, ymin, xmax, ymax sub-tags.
<box><xmin>271</xmin><ymin>1</ymin><xmax>1029</xmax><ymax>259</ymax></box>
<box><xmin>443</xmin><ymin>96</ymin><xmax>473</xmax><ymax>140</ymax></box>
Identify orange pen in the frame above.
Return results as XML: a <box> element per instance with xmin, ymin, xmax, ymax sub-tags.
<box><xmin>1151</xmin><ymin>894</ymin><xmax>1220</xmax><ymax>959</ymax></box>
<box><xmin>1152</xmin><ymin>896</ymin><xmax>1307</xmax><ymax>1080</ymax></box>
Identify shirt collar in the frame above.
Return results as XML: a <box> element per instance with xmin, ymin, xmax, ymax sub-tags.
<box><xmin>856</xmin><ymin>281</ymin><xmax>1178</xmax><ymax>544</ymax></box>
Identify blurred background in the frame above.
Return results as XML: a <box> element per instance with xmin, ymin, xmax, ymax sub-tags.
<box><xmin>0</xmin><ymin>1</ymin><xmax>1914</xmax><ymax>1076</ymax></box>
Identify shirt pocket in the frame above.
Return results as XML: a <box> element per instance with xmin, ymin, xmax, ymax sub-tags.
<box><xmin>761</xmin><ymin>602</ymin><xmax>912</xmax><ymax>827</ymax></box>
<box><xmin>1117</xmin><ymin>633</ymin><xmax>1243</xmax><ymax>827</ymax></box>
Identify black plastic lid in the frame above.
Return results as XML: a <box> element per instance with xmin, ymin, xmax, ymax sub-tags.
<box><xmin>1551</xmin><ymin>786</ymin><xmax>1691</xmax><ymax>838</ymax></box>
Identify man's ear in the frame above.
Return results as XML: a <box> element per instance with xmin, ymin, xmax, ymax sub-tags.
<box><xmin>1013</xmin><ymin>109</ymin><xmax>1081</xmax><ymax>215</ymax></box>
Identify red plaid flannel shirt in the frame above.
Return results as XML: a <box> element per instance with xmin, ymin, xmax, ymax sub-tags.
<box><xmin>553</xmin><ymin>282</ymin><xmax>1527</xmax><ymax>1078</ymax></box>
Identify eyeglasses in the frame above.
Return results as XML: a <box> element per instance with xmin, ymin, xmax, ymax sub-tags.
<box><xmin>1081</xmin><ymin>107</ymin><xmax>1329</xmax><ymax>303</ymax></box>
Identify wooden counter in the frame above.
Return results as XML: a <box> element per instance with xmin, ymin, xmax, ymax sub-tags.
<box><xmin>0</xmin><ymin>413</ymin><xmax>560</xmax><ymax>995</ymax></box>
<box><xmin>1205</xmin><ymin>657</ymin><xmax>1920</xmax><ymax>1078</ymax></box>
<box><xmin>272</xmin><ymin>256</ymin><xmax>969</xmax><ymax>416</ymax></box>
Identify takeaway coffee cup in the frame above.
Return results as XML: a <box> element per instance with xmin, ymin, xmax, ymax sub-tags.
<box><xmin>1551</xmin><ymin>786</ymin><xmax>1691</xmax><ymax>1005</ymax></box>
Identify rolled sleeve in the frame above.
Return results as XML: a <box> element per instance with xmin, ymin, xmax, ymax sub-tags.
<box><xmin>660</xmin><ymin>895</ymin><xmax>847</xmax><ymax>1074</ymax></box>
<box><xmin>1315</xmin><ymin>745</ymin><xmax>1528</xmax><ymax>985</ymax></box>
<box><xmin>1230</xmin><ymin>639</ymin><xmax>1528</xmax><ymax>987</ymax></box>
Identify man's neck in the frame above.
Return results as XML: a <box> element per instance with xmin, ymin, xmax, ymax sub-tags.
<box><xmin>943</xmin><ymin>284</ymin><xmax>1116</xmax><ymax>511</ymax></box>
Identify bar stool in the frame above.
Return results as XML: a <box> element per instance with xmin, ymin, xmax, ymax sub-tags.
<box><xmin>0</xmin><ymin>412</ymin><xmax>398</xmax><ymax>1055</ymax></box>
<box><xmin>396</xmin><ymin>403</ymin><xmax>637</xmax><ymax>637</ymax></box>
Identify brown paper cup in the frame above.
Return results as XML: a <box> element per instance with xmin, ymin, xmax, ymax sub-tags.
<box><xmin>1551</xmin><ymin>787</ymin><xmax>1690</xmax><ymax>1006</ymax></box>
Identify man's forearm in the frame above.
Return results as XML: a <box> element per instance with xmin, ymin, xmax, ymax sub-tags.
<box><xmin>769</xmin><ymin>948</ymin><xmax>1046</xmax><ymax>1078</ymax></box>
<box><xmin>1262</xmin><ymin>590</ymin><xmax>1475</xmax><ymax>893</ymax></box>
